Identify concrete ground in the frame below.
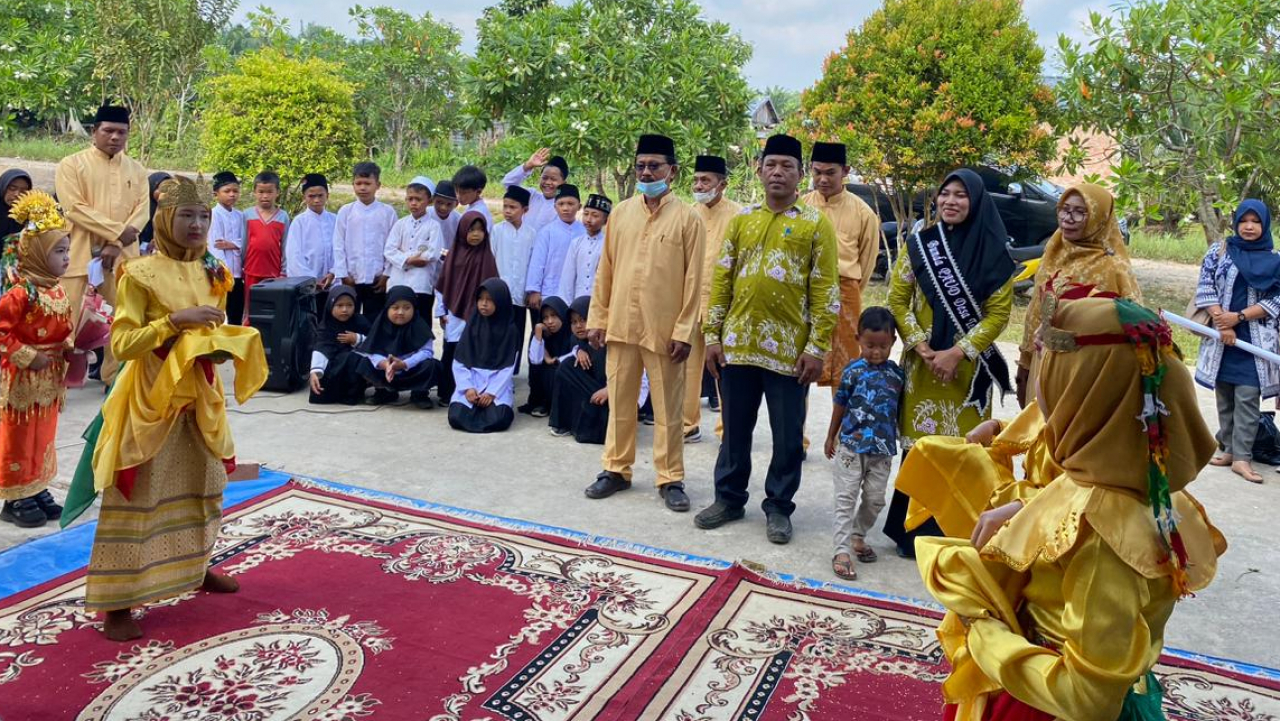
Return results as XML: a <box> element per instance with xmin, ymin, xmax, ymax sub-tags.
<box><xmin>1</xmin><ymin>339</ymin><xmax>1277</xmax><ymax>669</ymax></box>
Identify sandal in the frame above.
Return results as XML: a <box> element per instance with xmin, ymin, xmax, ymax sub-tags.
<box><xmin>1232</xmin><ymin>460</ymin><xmax>1264</xmax><ymax>484</ymax></box>
<box><xmin>1209</xmin><ymin>452</ymin><xmax>1234</xmax><ymax>467</ymax></box>
<box><xmin>832</xmin><ymin>553</ymin><xmax>858</xmax><ymax>581</ymax></box>
<box><xmin>854</xmin><ymin>545</ymin><xmax>878</xmax><ymax>564</ymax></box>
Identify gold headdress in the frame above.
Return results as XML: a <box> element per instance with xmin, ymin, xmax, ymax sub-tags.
<box><xmin>3</xmin><ymin>191</ymin><xmax>70</xmax><ymax>298</ymax></box>
<box><xmin>156</xmin><ymin>175</ymin><xmax>215</xmax><ymax>209</ymax></box>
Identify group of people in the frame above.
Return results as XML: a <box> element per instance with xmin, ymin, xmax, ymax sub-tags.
<box><xmin>0</xmin><ymin>101</ymin><xmax>1259</xmax><ymax>720</ymax></box>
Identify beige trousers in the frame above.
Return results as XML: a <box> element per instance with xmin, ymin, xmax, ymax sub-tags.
<box><xmin>602</xmin><ymin>341</ymin><xmax>686</xmax><ymax>486</ymax></box>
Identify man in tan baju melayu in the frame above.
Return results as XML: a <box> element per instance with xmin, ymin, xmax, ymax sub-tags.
<box><xmin>585</xmin><ymin>133</ymin><xmax>704</xmax><ymax>514</ymax></box>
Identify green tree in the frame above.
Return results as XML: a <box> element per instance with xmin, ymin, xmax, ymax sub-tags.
<box><xmin>1057</xmin><ymin>0</ymin><xmax>1280</xmax><ymax>242</ymax></box>
<box><xmin>91</xmin><ymin>0</ymin><xmax>236</xmax><ymax>158</ymax></box>
<box><xmin>348</xmin><ymin>5</ymin><xmax>464</xmax><ymax>171</ymax></box>
<box><xmin>796</xmin><ymin>0</ymin><xmax>1056</xmax><ymax>229</ymax></box>
<box><xmin>200</xmin><ymin>49</ymin><xmax>363</xmax><ymax>204</ymax></box>
<box><xmin>0</xmin><ymin>0</ymin><xmax>95</xmax><ymax>133</ymax></box>
<box><xmin>468</xmin><ymin>0</ymin><xmax>753</xmax><ymax>197</ymax></box>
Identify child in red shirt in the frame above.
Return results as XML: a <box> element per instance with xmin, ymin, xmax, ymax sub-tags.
<box><xmin>242</xmin><ymin>170</ymin><xmax>290</xmax><ymax>321</ymax></box>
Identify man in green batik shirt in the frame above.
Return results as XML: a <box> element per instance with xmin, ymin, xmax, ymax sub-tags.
<box><xmin>695</xmin><ymin>133</ymin><xmax>840</xmax><ymax>545</ymax></box>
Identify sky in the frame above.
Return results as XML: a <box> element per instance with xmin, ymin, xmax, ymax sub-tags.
<box><xmin>233</xmin><ymin>0</ymin><xmax>1113</xmax><ymax>90</ymax></box>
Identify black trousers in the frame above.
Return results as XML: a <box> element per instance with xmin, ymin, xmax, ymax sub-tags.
<box><xmin>358</xmin><ymin>357</ymin><xmax>439</xmax><ymax>399</ymax></box>
<box><xmin>356</xmin><ymin>283</ymin><xmax>387</xmax><ymax>322</ymax></box>
<box><xmin>712</xmin><ymin>364</ymin><xmax>806</xmax><ymax>516</ymax></box>
<box><xmin>437</xmin><ymin>341</ymin><xmax>458</xmax><ymax>400</ymax></box>
<box><xmin>226</xmin><ymin>278</ymin><xmax>246</xmax><ymax>325</ymax></box>
<box><xmin>512</xmin><ymin>304</ymin><xmax>528</xmax><ymax>375</ymax></box>
<box><xmin>413</xmin><ymin>292</ymin><xmax>434</xmax><ymax>323</ymax></box>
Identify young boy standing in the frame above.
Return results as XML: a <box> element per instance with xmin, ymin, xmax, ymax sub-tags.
<box><xmin>209</xmin><ymin>171</ymin><xmax>245</xmax><ymax>325</ymax></box>
<box><xmin>501</xmin><ymin>148</ymin><xmax>569</xmax><ymax>232</ymax></box>
<box><xmin>524</xmin><ymin>184</ymin><xmax>583</xmax><ymax>320</ymax></box>
<box><xmin>452</xmin><ymin>165</ymin><xmax>493</xmax><ymax>231</ymax></box>
<box><xmin>384</xmin><ymin>176</ymin><xmax>445</xmax><ymax>322</ymax></box>
<box><xmin>332</xmin><ymin>161</ymin><xmax>398</xmax><ymax>321</ymax></box>
<box><xmin>823</xmin><ymin>306</ymin><xmax>904</xmax><ymax>581</ymax></box>
<box><xmin>286</xmin><ymin>173</ymin><xmax>337</xmax><ymax>289</ymax></box>
<box><xmin>558</xmin><ymin>193</ymin><xmax>612</xmax><ymax>300</ymax></box>
<box><xmin>431</xmin><ymin>180</ymin><xmax>461</xmax><ymax>253</ymax></box>
<box><xmin>242</xmin><ymin>171</ymin><xmax>290</xmax><ymax>322</ymax></box>
<box><xmin>492</xmin><ymin>185</ymin><xmax>537</xmax><ymax>371</ymax></box>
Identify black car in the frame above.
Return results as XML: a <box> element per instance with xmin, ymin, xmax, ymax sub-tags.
<box><xmin>852</xmin><ymin>167</ymin><xmax>1126</xmax><ymax>280</ymax></box>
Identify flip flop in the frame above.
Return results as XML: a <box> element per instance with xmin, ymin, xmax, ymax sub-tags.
<box><xmin>855</xmin><ymin>546</ymin><xmax>878</xmax><ymax>564</ymax></box>
<box><xmin>832</xmin><ymin>554</ymin><xmax>858</xmax><ymax>581</ymax></box>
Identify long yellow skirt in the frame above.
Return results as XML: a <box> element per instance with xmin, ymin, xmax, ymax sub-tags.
<box><xmin>85</xmin><ymin>413</ymin><xmax>226</xmax><ymax>612</ymax></box>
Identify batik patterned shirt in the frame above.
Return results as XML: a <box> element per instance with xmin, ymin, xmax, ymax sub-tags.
<box><xmin>833</xmin><ymin>357</ymin><xmax>905</xmax><ymax>456</ymax></box>
<box><xmin>704</xmin><ymin>200</ymin><xmax>840</xmax><ymax>375</ymax></box>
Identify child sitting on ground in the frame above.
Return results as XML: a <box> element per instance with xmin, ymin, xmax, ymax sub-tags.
<box><xmin>309</xmin><ymin>284</ymin><xmax>369</xmax><ymax>405</ymax></box>
<box><xmin>0</xmin><ymin>192</ymin><xmax>73</xmax><ymax>528</ymax></box>
<box><xmin>824</xmin><ymin>306</ymin><xmax>904</xmax><ymax>581</ymax></box>
<box><xmin>521</xmin><ymin>296</ymin><xmax>573</xmax><ymax>417</ymax></box>
<box><xmin>356</xmin><ymin>285</ymin><xmax>441</xmax><ymax>408</ymax></box>
<box><xmin>448</xmin><ymin>278</ymin><xmax>521</xmax><ymax>434</ymax></box>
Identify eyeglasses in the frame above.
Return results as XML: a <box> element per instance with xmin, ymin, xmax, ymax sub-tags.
<box><xmin>634</xmin><ymin>161</ymin><xmax>669</xmax><ymax>173</ymax></box>
<box><xmin>1057</xmin><ymin>208</ymin><xmax>1088</xmax><ymax>221</ymax></box>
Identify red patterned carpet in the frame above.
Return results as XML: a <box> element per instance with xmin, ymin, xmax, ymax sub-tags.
<box><xmin>1</xmin><ymin>479</ymin><xmax>1276</xmax><ymax>720</ymax></box>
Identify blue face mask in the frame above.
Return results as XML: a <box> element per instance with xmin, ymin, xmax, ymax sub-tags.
<box><xmin>636</xmin><ymin>178</ymin><xmax>669</xmax><ymax>198</ymax></box>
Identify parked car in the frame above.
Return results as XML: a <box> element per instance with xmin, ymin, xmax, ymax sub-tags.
<box><xmin>853</xmin><ymin>167</ymin><xmax>1128</xmax><ymax>280</ymax></box>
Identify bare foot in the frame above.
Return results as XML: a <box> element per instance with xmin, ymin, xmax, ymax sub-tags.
<box><xmin>1231</xmin><ymin>460</ymin><xmax>1264</xmax><ymax>484</ymax></box>
<box><xmin>201</xmin><ymin>570</ymin><xmax>240</xmax><ymax>594</ymax></box>
<box><xmin>1209</xmin><ymin>452</ymin><xmax>1234</xmax><ymax>467</ymax></box>
<box><xmin>103</xmin><ymin>609</ymin><xmax>142</xmax><ymax>642</ymax></box>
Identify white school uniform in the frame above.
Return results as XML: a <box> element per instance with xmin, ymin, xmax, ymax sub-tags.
<box><xmin>286</xmin><ymin>207</ymin><xmax>337</xmax><ymax>280</ymax></box>
<box><xmin>451</xmin><ymin>361</ymin><xmax>516</xmax><ymax>409</ymax></box>
<box><xmin>501</xmin><ymin>164</ymin><xmax>558</xmax><ymax>232</ymax></box>
<box><xmin>492</xmin><ymin>220</ymin><xmax>537</xmax><ymax>308</ymax></box>
<box><xmin>558</xmin><ymin>230</ymin><xmax>605</xmax><ymax>300</ymax></box>
<box><xmin>331</xmin><ymin>200</ymin><xmax>398</xmax><ymax>284</ymax></box>
<box><xmin>210</xmin><ymin>203</ymin><xmax>245</xmax><ymax>278</ymax></box>
<box><xmin>384</xmin><ymin>213</ymin><xmax>444</xmax><ymax>294</ymax></box>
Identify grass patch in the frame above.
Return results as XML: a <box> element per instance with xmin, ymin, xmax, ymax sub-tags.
<box><xmin>0</xmin><ymin>133</ymin><xmax>200</xmax><ymax>170</ymax></box>
<box><xmin>1127</xmin><ymin>229</ymin><xmax>1211</xmax><ymax>265</ymax></box>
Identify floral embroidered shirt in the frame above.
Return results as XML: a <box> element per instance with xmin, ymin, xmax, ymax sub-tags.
<box><xmin>833</xmin><ymin>357</ymin><xmax>905</xmax><ymax>456</ymax></box>
<box><xmin>704</xmin><ymin>200</ymin><xmax>840</xmax><ymax>374</ymax></box>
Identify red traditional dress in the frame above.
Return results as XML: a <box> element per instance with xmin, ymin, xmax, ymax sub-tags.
<box><xmin>0</xmin><ymin>283</ymin><xmax>72</xmax><ymax>500</ymax></box>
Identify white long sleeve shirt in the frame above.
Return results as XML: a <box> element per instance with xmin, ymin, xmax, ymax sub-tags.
<box><xmin>451</xmin><ymin>360</ymin><xmax>516</xmax><ymax>408</ymax></box>
<box><xmin>434</xmin><ymin>209</ymin><xmax>461</xmax><ymax>254</ymax></box>
<box><xmin>331</xmin><ymin>200</ymin><xmax>398</xmax><ymax>284</ymax></box>
<box><xmin>492</xmin><ymin>220</ymin><xmax>537</xmax><ymax>307</ymax></box>
<box><xmin>502</xmin><ymin>164</ymin><xmax>558</xmax><ymax>232</ymax></box>
<box><xmin>286</xmin><ymin>208</ymin><xmax>337</xmax><ymax>280</ymax></box>
<box><xmin>209</xmin><ymin>204</ymin><xmax>244</xmax><ymax>278</ymax></box>
<box><xmin>525</xmin><ymin>218</ymin><xmax>585</xmax><ymax>298</ymax></box>
<box><xmin>463</xmin><ymin>200</ymin><xmax>495</xmax><ymax>232</ymax></box>
<box><xmin>384</xmin><ymin>213</ymin><xmax>444</xmax><ymax>294</ymax></box>
<box><xmin>558</xmin><ymin>231</ymin><xmax>605</xmax><ymax>300</ymax></box>
<box><xmin>362</xmin><ymin>343</ymin><xmax>435</xmax><ymax>372</ymax></box>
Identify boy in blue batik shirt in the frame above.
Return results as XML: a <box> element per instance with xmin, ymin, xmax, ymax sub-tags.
<box><xmin>823</xmin><ymin>306</ymin><xmax>904</xmax><ymax>581</ymax></box>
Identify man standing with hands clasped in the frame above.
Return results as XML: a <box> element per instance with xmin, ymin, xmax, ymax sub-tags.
<box><xmin>695</xmin><ymin>134</ymin><xmax>840</xmax><ymax>544</ymax></box>
<box><xmin>55</xmin><ymin>104</ymin><xmax>150</xmax><ymax>384</ymax></box>
<box><xmin>584</xmin><ymin>134</ymin><xmax>705</xmax><ymax>513</ymax></box>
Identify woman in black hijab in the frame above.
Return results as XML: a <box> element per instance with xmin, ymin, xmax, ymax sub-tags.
<box><xmin>519</xmin><ymin>295</ymin><xmax>573</xmax><ymax>416</ymax></box>
<box><xmin>448</xmin><ymin>278</ymin><xmax>521</xmax><ymax>433</ymax></box>
<box><xmin>884</xmin><ymin>168</ymin><xmax>1016</xmax><ymax>558</ymax></box>
<box><xmin>309</xmin><ymin>285</ymin><xmax>372</xmax><ymax>405</ymax></box>
<box><xmin>0</xmin><ymin>169</ymin><xmax>34</xmax><ymax>247</ymax></box>
<box><xmin>139</xmin><ymin>172</ymin><xmax>172</xmax><ymax>254</ymax></box>
<box><xmin>357</xmin><ymin>285</ymin><xmax>440</xmax><ymax>408</ymax></box>
<box><xmin>549</xmin><ymin>296</ymin><xmax>611</xmax><ymax>443</ymax></box>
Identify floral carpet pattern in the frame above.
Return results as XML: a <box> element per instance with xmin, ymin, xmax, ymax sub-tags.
<box><xmin>0</xmin><ymin>479</ymin><xmax>1276</xmax><ymax>720</ymax></box>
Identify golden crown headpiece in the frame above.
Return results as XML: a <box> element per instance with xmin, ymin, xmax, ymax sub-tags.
<box><xmin>156</xmin><ymin>175</ymin><xmax>215</xmax><ymax>209</ymax></box>
<box><xmin>7</xmin><ymin>191</ymin><xmax>66</xmax><ymax>236</ymax></box>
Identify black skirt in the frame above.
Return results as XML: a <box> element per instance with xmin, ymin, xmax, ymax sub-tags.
<box><xmin>310</xmin><ymin>351</ymin><xmax>368</xmax><ymax>405</ymax></box>
<box><xmin>525</xmin><ymin>360</ymin><xmax>559</xmax><ymax>410</ymax></box>
<box><xmin>448</xmin><ymin>402</ymin><xmax>514</xmax><ymax>433</ymax></box>
<box><xmin>550</xmin><ymin>361</ymin><xmax>608</xmax><ymax>444</ymax></box>
<box><xmin>358</xmin><ymin>357</ymin><xmax>440</xmax><ymax>394</ymax></box>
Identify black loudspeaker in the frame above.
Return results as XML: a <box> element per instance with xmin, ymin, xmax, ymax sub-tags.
<box><xmin>247</xmin><ymin>276</ymin><xmax>319</xmax><ymax>392</ymax></box>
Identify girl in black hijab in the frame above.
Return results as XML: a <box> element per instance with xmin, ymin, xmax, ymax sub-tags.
<box><xmin>139</xmin><ymin>172</ymin><xmax>172</xmax><ymax>254</ymax></box>
<box><xmin>549</xmin><ymin>296</ymin><xmax>612</xmax><ymax>443</ymax></box>
<box><xmin>309</xmin><ymin>285</ymin><xmax>372</xmax><ymax>405</ymax></box>
<box><xmin>0</xmin><ymin>169</ymin><xmax>34</xmax><ymax>247</ymax></box>
<box><xmin>448</xmin><ymin>278</ymin><xmax>521</xmax><ymax>433</ymax></box>
<box><xmin>357</xmin><ymin>285</ymin><xmax>440</xmax><ymax>408</ymax></box>
<box><xmin>519</xmin><ymin>296</ymin><xmax>573</xmax><ymax>416</ymax></box>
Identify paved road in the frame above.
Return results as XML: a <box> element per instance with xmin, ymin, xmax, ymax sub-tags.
<box><xmin>1</xmin><ymin>339</ymin><xmax>1275</xmax><ymax>668</ymax></box>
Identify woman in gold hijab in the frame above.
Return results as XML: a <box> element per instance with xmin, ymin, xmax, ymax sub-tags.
<box><xmin>77</xmin><ymin>175</ymin><xmax>267</xmax><ymax>641</ymax></box>
<box><xmin>1016</xmin><ymin>183</ymin><xmax>1141</xmax><ymax>404</ymax></box>
<box><xmin>917</xmin><ymin>290</ymin><xmax>1224</xmax><ymax>721</ymax></box>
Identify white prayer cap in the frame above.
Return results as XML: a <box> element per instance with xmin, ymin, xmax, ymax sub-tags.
<box><xmin>408</xmin><ymin>175</ymin><xmax>436</xmax><ymax>194</ymax></box>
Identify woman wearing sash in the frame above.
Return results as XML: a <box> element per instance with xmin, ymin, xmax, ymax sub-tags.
<box><xmin>885</xmin><ymin>169</ymin><xmax>1014</xmax><ymax>558</ymax></box>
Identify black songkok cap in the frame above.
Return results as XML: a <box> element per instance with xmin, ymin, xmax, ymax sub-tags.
<box><xmin>94</xmin><ymin>104</ymin><xmax>130</xmax><ymax>125</ymax></box>
<box><xmin>504</xmin><ymin>185</ymin><xmax>532</xmax><ymax>206</ymax></box>
<box><xmin>585</xmin><ymin>193</ymin><xmax>613</xmax><ymax>214</ymax></box>
<box><xmin>635</xmin><ymin>134</ymin><xmax>676</xmax><ymax>158</ymax></box>
<box><xmin>556</xmin><ymin>184</ymin><xmax>580</xmax><ymax>201</ymax></box>
<box><xmin>762</xmin><ymin>134</ymin><xmax>803</xmax><ymax>163</ymax></box>
<box><xmin>694</xmin><ymin>155</ymin><xmax>728</xmax><ymax>176</ymax></box>
<box><xmin>810</xmin><ymin>141</ymin><xmax>848</xmax><ymax>166</ymax></box>
<box><xmin>301</xmin><ymin>173</ymin><xmax>329</xmax><ymax>191</ymax></box>
<box><xmin>433</xmin><ymin>180</ymin><xmax>457</xmax><ymax>201</ymax></box>
<box><xmin>212</xmin><ymin>171</ymin><xmax>239</xmax><ymax>190</ymax></box>
<box><xmin>546</xmin><ymin>156</ymin><xmax>569</xmax><ymax>180</ymax></box>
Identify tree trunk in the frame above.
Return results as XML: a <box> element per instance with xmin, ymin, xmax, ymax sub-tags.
<box><xmin>1194</xmin><ymin>183</ymin><xmax>1224</xmax><ymax>245</ymax></box>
